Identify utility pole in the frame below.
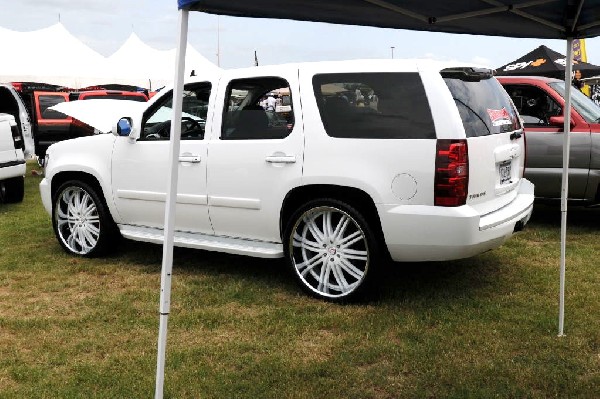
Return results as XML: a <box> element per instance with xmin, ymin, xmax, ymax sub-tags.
<box><xmin>390</xmin><ymin>46</ymin><xmax>395</xmax><ymax>59</ymax></box>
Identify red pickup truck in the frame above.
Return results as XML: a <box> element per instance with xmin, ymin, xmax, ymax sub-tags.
<box><xmin>33</xmin><ymin>90</ymin><xmax>148</xmax><ymax>158</ymax></box>
<box><xmin>498</xmin><ymin>76</ymin><xmax>600</xmax><ymax>204</ymax></box>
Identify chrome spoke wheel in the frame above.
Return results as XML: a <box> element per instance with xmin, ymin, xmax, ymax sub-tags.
<box><xmin>54</xmin><ymin>186</ymin><xmax>101</xmax><ymax>255</ymax></box>
<box><xmin>290</xmin><ymin>206</ymin><xmax>369</xmax><ymax>299</ymax></box>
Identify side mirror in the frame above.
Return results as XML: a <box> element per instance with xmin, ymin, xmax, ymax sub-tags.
<box><xmin>549</xmin><ymin>115</ymin><xmax>575</xmax><ymax>128</ymax></box>
<box><xmin>113</xmin><ymin>118</ymin><xmax>132</xmax><ymax>137</ymax></box>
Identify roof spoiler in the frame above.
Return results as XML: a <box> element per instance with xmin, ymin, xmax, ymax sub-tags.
<box><xmin>441</xmin><ymin>67</ymin><xmax>494</xmax><ymax>82</ymax></box>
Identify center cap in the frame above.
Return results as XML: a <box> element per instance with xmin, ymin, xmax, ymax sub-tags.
<box><xmin>328</xmin><ymin>247</ymin><xmax>337</xmax><ymax>255</ymax></box>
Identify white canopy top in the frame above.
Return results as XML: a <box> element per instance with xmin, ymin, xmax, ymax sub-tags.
<box><xmin>0</xmin><ymin>23</ymin><xmax>219</xmax><ymax>89</ymax></box>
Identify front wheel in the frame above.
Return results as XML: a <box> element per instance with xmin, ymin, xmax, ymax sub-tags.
<box><xmin>284</xmin><ymin>199</ymin><xmax>379</xmax><ymax>302</ymax></box>
<box><xmin>52</xmin><ymin>180</ymin><xmax>116</xmax><ymax>257</ymax></box>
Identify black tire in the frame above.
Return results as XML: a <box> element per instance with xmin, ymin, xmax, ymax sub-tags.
<box><xmin>284</xmin><ymin>198</ymin><xmax>380</xmax><ymax>302</ymax></box>
<box><xmin>1</xmin><ymin>176</ymin><xmax>25</xmax><ymax>203</ymax></box>
<box><xmin>52</xmin><ymin>180</ymin><xmax>117</xmax><ymax>257</ymax></box>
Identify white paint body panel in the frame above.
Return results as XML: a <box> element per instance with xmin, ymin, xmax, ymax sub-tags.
<box><xmin>0</xmin><ymin>114</ymin><xmax>26</xmax><ymax>180</ymax></box>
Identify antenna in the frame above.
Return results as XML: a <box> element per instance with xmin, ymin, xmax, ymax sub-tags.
<box><xmin>58</xmin><ymin>13</ymin><xmax>61</xmax><ymax>23</ymax></box>
<box><xmin>216</xmin><ymin>16</ymin><xmax>221</xmax><ymax>67</ymax></box>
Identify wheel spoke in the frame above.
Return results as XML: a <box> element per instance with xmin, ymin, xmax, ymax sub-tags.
<box><xmin>339</xmin><ymin>257</ymin><xmax>365</xmax><ymax>280</ymax></box>
<box><xmin>332</xmin><ymin>215</ymin><xmax>349</xmax><ymax>241</ymax></box>
<box><xmin>293</xmin><ymin>232</ymin><xmax>323</xmax><ymax>253</ymax></box>
<box><xmin>340</xmin><ymin>231</ymin><xmax>363</xmax><ymax>247</ymax></box>
<box><xmin>317</xmin><ymin>262</ymin><xmax>332</xmax><ymax>294</ymax></box>
<box><xmin>304</xmin><ymin>215</ymin><xmax>325</xmax><ymax>242</ymax></box>
<box><xmin>298</xmin><ymin>254</ymin><xmax>326</xmax><ymax>277</ymax></box>
<box><xmin>324</xmin><ymin>211</ymin><xmax>334</xmax><ymax>238</ymax></box>
<box><xmin>340</xmin><ymin>248</ymin><xmax>368</xmax><ymax>261</ymax></box>
<box><xmin>331</xmin><ymin>264</ymin><xmax>350</xmax><ymax>292</ymax></box>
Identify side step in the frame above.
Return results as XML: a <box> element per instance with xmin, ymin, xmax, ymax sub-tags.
<box><xmin>118</xmin><ymin>225</ymin><xmax>284</xmax><ymax>259</ymax></box>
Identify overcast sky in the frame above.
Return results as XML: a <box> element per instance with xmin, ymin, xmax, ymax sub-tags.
<box><xmin>2</xmin><ymin>0</ymin><xmax>600</xmax><ymax>70</ymax></box>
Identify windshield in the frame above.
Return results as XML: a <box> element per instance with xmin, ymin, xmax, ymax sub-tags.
<box><xmin>548</xmin><ymin>82</ymin><xmax>600</xmax><ymax>123</ymax></box>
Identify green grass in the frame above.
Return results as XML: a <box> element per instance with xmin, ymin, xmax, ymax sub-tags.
<box><xmin>1</xmin><ymin>162</ymin><xmax>599</xmax><ymax>398</ymax></box>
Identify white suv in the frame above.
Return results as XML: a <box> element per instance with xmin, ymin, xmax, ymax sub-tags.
<box><xmin>40</xmin><ymin>60</ymin><xmax>534</xmax><ymax>301</ymax></box>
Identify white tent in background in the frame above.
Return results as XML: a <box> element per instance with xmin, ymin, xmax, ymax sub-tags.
<box><xmin>108</xmin><ymin>32</ymin><xmax>219</xmax><ymax>90</ymax></box>
<box><xmin>0</xmin><ymin>23</ymin><xmax>219</xmax><ymax>90</ymax></box>
<box><xmin>0</xmin><ymin>23</ymin><xmax>112</xmax><ymax>88</ymax></box>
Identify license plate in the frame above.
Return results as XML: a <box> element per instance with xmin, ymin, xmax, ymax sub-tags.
<box><xmin>499</xmin><ymin>161</ymin><xmax>512</xmax><ymax>185</ymax></box>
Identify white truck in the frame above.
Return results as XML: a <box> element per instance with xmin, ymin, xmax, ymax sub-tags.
<box><xmin>0</xmin><ymin>113</ymin><xmax>26</xmax><ymax>203</ymax></box>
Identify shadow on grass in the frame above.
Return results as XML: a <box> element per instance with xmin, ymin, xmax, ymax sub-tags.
<box><xmin>530</xmin><ymin>202</ymin><xmax>600</xmax><ymax>229</ymax></box>
<box><xmin>108</xmin><ymin>238</ymin><xmax>500</xmax><ymax>305</ymax></box>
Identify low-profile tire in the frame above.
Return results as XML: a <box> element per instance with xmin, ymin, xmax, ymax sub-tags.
<box><xmin>0</xmin><ymin>176</ymin><xmax>25</xmax><ymax>203</ymax></box>
<box><xmin>284</xmin><ymin>198</ymin><xmax>380</xmax><ymax>302</ymax></box>
<box><xmin>52</xmin><ymin>180</ymin><xmax>116</xmax><ymax>257</ymax></box>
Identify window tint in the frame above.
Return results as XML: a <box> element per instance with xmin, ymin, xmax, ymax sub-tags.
<box><xmin>221</xmin><ymin>77</ymin><xmax>294</xmax><ymax>140</ymax></box>
<box><xmin>502</xmin><ymin>84</ymin><xmax>562</xmax><ymax>127</ymax></box>
<box><xmin>313</xmin><ymin>73</ymin><xmax>435</xmax><ymax>139</ymax></box>
<box><xmin>141</xmin><ymin>82</ymin><xmax>211</xmax><ymax>141</ymax></box>
<box><xmin>39</xmin><ymin>95</ymin><xmax>69</xmax><ymax>120</ymax></box>
<box><xmin>444</xmin><ymin>76</ymin><xmax>521</xmax><ymax>136</ymax></box>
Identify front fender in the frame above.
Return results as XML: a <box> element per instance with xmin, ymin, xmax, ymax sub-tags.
<box><xmin>44</xmin><ymin>134</ymin><xmax>122</xmax><ymax>222</ymax></box>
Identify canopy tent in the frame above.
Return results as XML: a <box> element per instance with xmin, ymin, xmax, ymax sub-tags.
<box><xmin>155</xmin><ymin>1</ymin><xmax>600</xmax><ymax>397</ymax></box>
<box><xmin>108</xmin><ymin>33</ymin><xmax>219</xmax><ymax>90</ymax></box>
<box><xmin>495</xmin><ymin>44</ymin><xmax>600</xmax><ymax>79</ymax></box>
<box><xmin>0</xmin><ymin>23</ymin><xmax>219</xmax><ymax>90</ymax></box>
<box><xmin>0</xmin><ymin>23</ymin><xmax>111</xmax><ymax>88</ymax></box>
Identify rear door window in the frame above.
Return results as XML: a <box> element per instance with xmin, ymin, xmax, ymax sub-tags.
<box><xmin>38</xmin><ymin>94</ymin><xmax>69</xmax><ymax>120</ymax></box>
<box><xmin>313</xmin><ymin>73</ymin><xmax>435</xmax><ymax>139</ymax></box>
<box><xmin>221</xmin><ymin>77</ymin><xmax>294</xmax><ymax>140</ymax></box>
<box><xmin>442</xmin><ymin>69</ymin><xmax>521</xmax><ymax>137</ymax></box>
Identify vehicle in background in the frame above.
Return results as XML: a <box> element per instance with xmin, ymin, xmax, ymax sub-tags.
<box><xmin>0</xmin><ymin>84</ymin><xmax>34</xmax><ymax>158</ymax></box>
<box><xmin>498</xmin><ymin>76</ymin><xmax>600</xmax><ymax>204</ymax></box>
<box><xmin>33</xmin><ymin>90</ymin><xmax>148</xmax><ymax>159</ymax></box>
<box><xmin>0</xmin><ymin>113</ymin><xmax>26</xmax><ymax>203</ymax></box>
<box><xmin>40</xmin><ymin>60</ymin><xmax>534</xmax><ymax>301</ymax></box>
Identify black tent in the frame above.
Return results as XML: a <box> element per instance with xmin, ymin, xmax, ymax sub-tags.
<box><xmin>496</xmin><ymin>44</ymin><xmax>600</xmax><ymax>79</ymax></box>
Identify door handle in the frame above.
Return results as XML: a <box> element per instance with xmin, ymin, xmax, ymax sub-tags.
<box><xmin>179</xmin><ymin>154</ymin><xmax>201</xmax><ymax>163</ymax></box>
<box><xmin>265</xmin><ymin>154</ymin><xmax>296</xmax><ymax>164</ymax></box>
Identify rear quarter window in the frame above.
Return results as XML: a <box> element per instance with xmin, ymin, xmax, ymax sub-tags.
<box><xmin>39</xmin><ymin>95</ymin><xmax>69</xmax><ymax>120</ymax></box>
<box><xmin>313</xmin><ymin>73</ymin><xmax>436</xmax><ymax>139</ymax></box>
<box><xmin>443</xmin><ymin>74</ymin><xmax>521</xmax><ymax>137</ymax></box>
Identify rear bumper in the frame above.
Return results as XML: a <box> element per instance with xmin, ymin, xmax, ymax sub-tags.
<box><xmin>0</xmin><ymin>160</ymin><xmax>26</xmax><ymax>180</ymax></box>
<box><xmin>378</xmin><ymin>179</ymin><xmax>534</xmax><ymax>262</ymax></box>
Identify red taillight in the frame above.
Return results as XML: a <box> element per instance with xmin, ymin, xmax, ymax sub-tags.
<box><xmin>434</xmin><ymin>139</ymin><xmax>469</xmax><ymax>207</ymax></box>
<box><xmin>10</xmin><ymin>124</ymin><xmax>24</xmax><ymax>150</ymax></box>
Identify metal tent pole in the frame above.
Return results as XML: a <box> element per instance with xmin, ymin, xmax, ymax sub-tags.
<box><xmin>558</xmin><ymin>37</ymin><xmax>574</xmax><ymax>337</ymax></box>
<box><xmin>155</xmin><ymin>8</ymin><xmax>189</xmax><ymax>399</ymax></box>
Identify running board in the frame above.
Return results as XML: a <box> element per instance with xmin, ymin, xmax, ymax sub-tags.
<box><xmin>118</xmin><ymin>225</ymin><xmax>284</xmax><ymax>258</ymax></box>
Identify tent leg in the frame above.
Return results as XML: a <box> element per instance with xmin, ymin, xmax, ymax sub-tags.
<box><xmin>155</xmin><ymin>9</ymin><xmax>189</xmax><ymax>399</ymax></box>
<box><xmin>558</xmin><ymin>37</ymin><xmax>574</xmax><ymax>338</ymax></box>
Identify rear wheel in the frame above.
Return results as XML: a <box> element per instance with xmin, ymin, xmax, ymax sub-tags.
<box><xmin>284</xmin><ymin>198</ymin><xmax>379</xmax><ymax>302</ymax></box>
<box><xmin>52</xmin><ymin>180</ymin><xmax>116</xmax><ymax>257</ymax></box>
<box><xmin>0</xmin><ymin>176</ymin><xmax>24</xmax><ymax>203</ymax></box>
